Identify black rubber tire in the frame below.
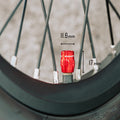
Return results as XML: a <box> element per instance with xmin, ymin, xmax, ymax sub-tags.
<box><xmin>0</xmin><ymin>52</ymin><xmax>120</xmax><ymax>119</ymax></box>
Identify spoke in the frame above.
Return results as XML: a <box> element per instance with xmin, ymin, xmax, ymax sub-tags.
<box><xmin>37</xmin><ymin>0</ymin><xmax>53</xmax><ymax>69</ymax></box>
<box><xmin>0</xmin><ymin>0</ymin><xmax>23</xmax><ymax>36</ymax></box>
<box><xmin>78</xmin><ymin>0</ymin><xmax>90</xmax><ymax>69</ymax></box>
<box><xmin>106</xmin><ymin>0</ymin><xmax>114</xmax><ymax>45</ymax></box>
<box><xmin>109</xmin><ymin>0</ymin><xmax>120</xmax><ymax>20</ymax></box>
<box><xmin>40</xmin><ymin>0</ymin><xmax>57</xmax><ymax>71</ymax></box>
<box><xmin>14</xmin><ymin>0</ymin><xmax>27</xmax><ymax>56</ymax></box>
<box><xmin>82</xmin><ymin>0</ymin><xmax>96</xmax><ymax>59</ymax></box>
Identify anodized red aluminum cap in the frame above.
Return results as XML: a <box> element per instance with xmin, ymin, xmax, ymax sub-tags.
<box><xmin>60</xmin><ymin>50</ymin><xmax>75</xmax><ymax>73</ymax></box>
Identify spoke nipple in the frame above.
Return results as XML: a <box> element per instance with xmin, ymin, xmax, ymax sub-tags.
<box><xmin>53</xmin><ymin>71</ymin><xmax>59</xmax><ymax>84</ymax></box>
<box><xmin>10</xmin><ymin>56</ymin><xmax>17</xmax><ymax>67</ymax></box>
<box><xmin>76</xmin><ymin>69</ymin><xmax>81</xmax><ymax>81</ymax></box>
<box><xmin>33</xmin><ymin>68</ymin><xmax>40</xmax><ymax>79</ymax></box>
<box><xmin>92</xmin><ymin>58</ymin><xmax>99</xmax><ymax>72</ymax></box>
<box><xmin>111</xmin><ymin>45</ymin><xmax>116</xmax><ymax>56</ymax></box>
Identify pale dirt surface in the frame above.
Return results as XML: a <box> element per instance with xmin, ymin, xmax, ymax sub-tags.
<box><xmin>0</xmin><ymin>0</ymin><xmax>120</xmax><ymax>83</ymax></box>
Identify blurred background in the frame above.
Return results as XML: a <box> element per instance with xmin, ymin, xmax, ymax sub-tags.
<box><xmin>0</xmin><ymin>0</ymin><xmax>119</xmax><ymax>83</ymax></box>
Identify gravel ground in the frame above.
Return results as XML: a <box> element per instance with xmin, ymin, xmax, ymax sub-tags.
<box><xmin>0</xmin><ymin>0</ymin><xmax>120</xmax><ymax>83</ymax></box>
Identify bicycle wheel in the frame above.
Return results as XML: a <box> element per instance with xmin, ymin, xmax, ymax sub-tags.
<box><xmin>0</xmin><ymin>0</ymin><xmax>120</xmax><ymax>119</ymax></box>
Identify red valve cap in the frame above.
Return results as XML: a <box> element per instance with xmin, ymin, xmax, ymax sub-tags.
<box><xmin>60</xmin><ymin>50</ymin><xmax>75</xmax><ymax>73</ymax></box>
